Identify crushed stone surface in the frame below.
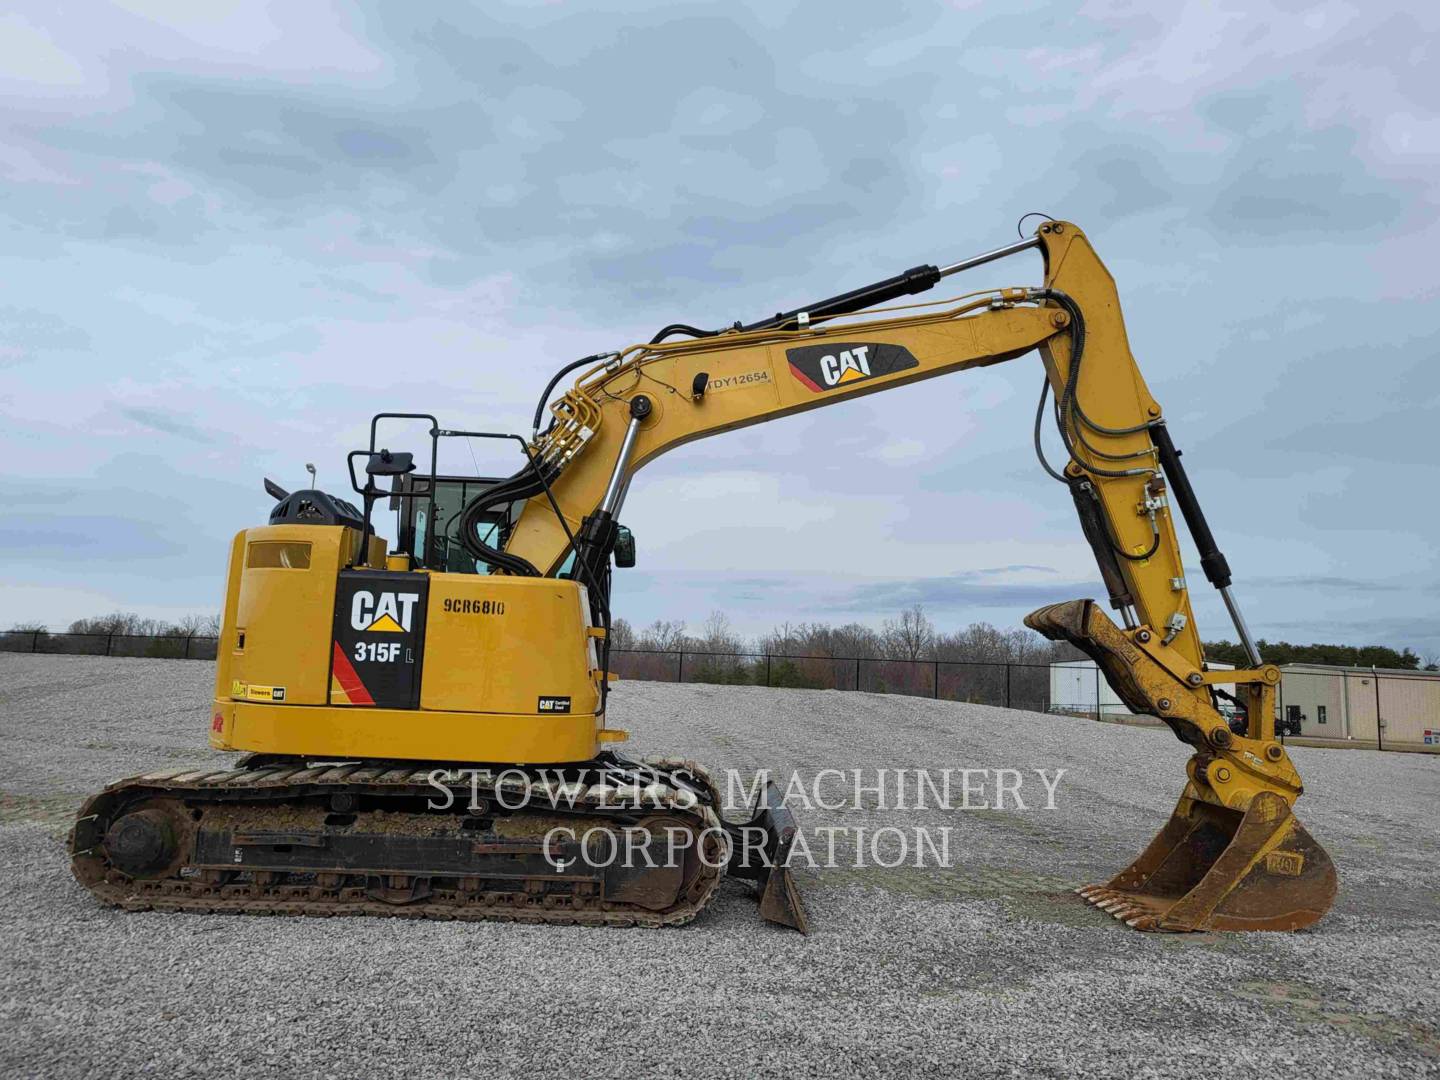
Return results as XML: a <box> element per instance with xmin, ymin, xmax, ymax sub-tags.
<box><xmin>1</xmin><ymin>653</ymin><xmax>1436</xmax><ymax>1078</ymax></box>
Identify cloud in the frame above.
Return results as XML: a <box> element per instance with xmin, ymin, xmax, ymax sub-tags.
<box><xmin>0</xmin><ymin>13</ymin><xmax>85</xmax><ymax>86</ymax></box>
<box><xmin>1257</xmin><ymin>576</ymin><xmax>1440</xmax><ymax>596</ymax></box>
<box><xmin>818</xmin><ymin>575</ymin><xmax>1105</xmax><ymax>614</ymax></box>
<box><xmin>0</xmin><ymin>0</ymin><xmax>1435</xmax><ymax>657</ymax></box>
<box><xmin>0</xmin><ymin>516</ymin><xmax>183</xmax><ymax>558</ymax></box>
<box><xmin>0</xmin><ymin>306</ymin><xmax>91</xmax><ymax>366</ymax></box>
<box><xmin>117</xmin><ymin>406</ymin><xmax>215</xmax><ymax>443</ymax></box>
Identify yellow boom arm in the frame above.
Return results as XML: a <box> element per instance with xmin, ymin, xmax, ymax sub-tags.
<box><xmin>493</xmin><ymin>220</ymin><xmax>1336</xmax><ymax>932</ymax></box>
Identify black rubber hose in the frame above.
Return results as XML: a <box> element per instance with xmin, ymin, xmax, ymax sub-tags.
<box><xmin>1030</xmin><ymin>289</ymin><xmax>1151</xmax><ymax>480</ymax></box>
<box><xmin>649</xmin><ymin>323</ymin><xmax>717</xmax><ymax>344</ymax></box>
<box><xmin>457</xmin><ymin>462</ymin><xmax>561</xmax><ymax>576</ymax></box>
<box><xmin>1033</xmin><ymin>377</ymin><xmax>1069</xmax><ymax>483</ymax></box>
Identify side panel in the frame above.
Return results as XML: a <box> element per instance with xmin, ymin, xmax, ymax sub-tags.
<box><xmin>227</xmin><ymin>525</ymin><xmax>347</xmax><ymax>706</ymax></box>
<box><xmin>330</xmin><ymin>571</ymin><xmax>429</xmax><ymax>708</ymax></box>
<box><xmin>421</xmin><ymin>575</ymin><xmax>599</xmax><ymax>717</ymax></box>
<box><xmin>223</xmin><ymin>701</ymin><xmax>600</xmax><ymax>763</ymax></box>
<box><xmin>211</xmin><ymin>531</ymin><xmax>247</xmax><ymax>705</ymax></box>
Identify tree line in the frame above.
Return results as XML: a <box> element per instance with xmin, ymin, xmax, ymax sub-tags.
<box><xmin>1204</xmin><ymin>638</ymin><xmax>1430</xmax><ymax>671</ymax></box>
<box><xmin>6</xmin><ymin>605</ymin><xmax>1433</xmax><ymax>672</ymax></box>
<box><xmin>9</xmin><ymin>612</ymin><xmax>221</xmax><ymax>638</ymax></box>
<box><xmin>608</xmin><ymin>606</ymin><xmax>1082</xmax><ymax>666</ymax></box>
<box><xmin>608</xmin><ymin>605</ymin><xmax>1438</xmax><ymax>671</ymax></box>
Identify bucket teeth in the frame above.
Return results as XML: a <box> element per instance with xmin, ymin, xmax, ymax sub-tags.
<box><xmin>1075</xmin><ymin>884</ymin><xmax>1165</xmax><ymax>930</ymax></box>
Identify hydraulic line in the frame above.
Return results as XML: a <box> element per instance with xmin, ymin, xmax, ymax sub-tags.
<box><xmin>1033</xmin><ymin>378</ymin><xmax>1069</xmax><ymax>484</ymax></box>
<box><xmin>1029</xmin><ymin>292</ymin><xmax>1161</xmax><ymax>567</ymax></box>
<box><xmin>1028</xmin><ymin>289</ymin><xmax>1152</xmax><ymax>480</ymax></box>
<box><xmin>649</xmin><ymin>323</ymin><xmax>717</xmax><ymax>344</ymax></box>
<box><xmin>456</xmin><ymin>463</ymin><xmax>560</xmax><ymax>577</ymax></box>
<box><xmin>1071</xmin><ymin>412</ymin><xmax>1157</xmax><ymax>461</ymax></box>
<box><xmin>532</xmin><ymin>352</ymin><xmax>615</xmax><ymax>440</ymax></box>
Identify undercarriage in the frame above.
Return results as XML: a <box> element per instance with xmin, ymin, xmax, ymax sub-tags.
<box><xmin>70</xmin><ymin>754</ymin><xmax>807</xmax><ymax>931</ymax></box>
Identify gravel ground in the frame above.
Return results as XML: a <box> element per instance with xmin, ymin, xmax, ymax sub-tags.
<box><xmin>1</xmin><ymin>653</ymin><xmax>1437</xmax><ymax>1078</ymax></box>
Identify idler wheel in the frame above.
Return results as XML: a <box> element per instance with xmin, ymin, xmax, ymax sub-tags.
<box><xmin>103</xmin><ymin>808</ymin><xmax>180</xmax><ymax>878</ymax></box>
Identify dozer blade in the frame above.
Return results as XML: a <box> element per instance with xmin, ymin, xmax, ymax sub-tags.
<box><xmin>1078</xmin><ymin>789</ymin><xmax>1337</xmax><ymax>931</ymax></box>
<box><xmin>727</xmin><ymin>779</ymin><xmax>810</xmax><ymax>934</ymax></box>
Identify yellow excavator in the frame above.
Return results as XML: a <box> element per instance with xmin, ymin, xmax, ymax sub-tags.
<box><xmin>71</xmin><ymin>219</ymin><xmax>1336</xmax><ymax>933</ymax></box>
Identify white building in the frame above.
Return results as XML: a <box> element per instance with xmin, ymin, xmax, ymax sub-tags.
<box><xmin>1048</xmin><ymin>659</ymin><xmax>1235</xmax><ymax>719</ymax></box>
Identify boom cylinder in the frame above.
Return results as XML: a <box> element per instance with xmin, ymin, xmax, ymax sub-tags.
<box><xmin>738</xmin><ymin>234</ymin><xmax>1043</xmax><ymax>334</ymax></box>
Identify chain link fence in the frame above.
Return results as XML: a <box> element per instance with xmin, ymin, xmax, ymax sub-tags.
<box><xmin>585</xmin><ymin>648</ymin><xmax>1079</xmax><ymax>713</ymax></box>
<box><xmin>4</xmin><ymin>631</ymin><xmax>1435</xmax><ymax>751</ymax></box>
<box><xmin>1</xmin><ymin>629</ymin><xmax>220</xmax><ymax>661</ymax></box>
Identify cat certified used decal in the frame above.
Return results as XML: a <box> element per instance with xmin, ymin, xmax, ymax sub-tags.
<box><xmin>785</xmin><ymin>342</ymin><xmax>919</xmax><ymax>392</ymax></box>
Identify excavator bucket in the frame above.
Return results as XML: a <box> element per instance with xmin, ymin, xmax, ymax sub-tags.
<box><xmin>1078</xmin><ymin>788</ymin><xmax>1336</xmax><ymax>931</ymax></box>
<box><xmin>1027</xmin><ymin>599</ymin><xmax>1338</xmax><ymax>932</ymax></box>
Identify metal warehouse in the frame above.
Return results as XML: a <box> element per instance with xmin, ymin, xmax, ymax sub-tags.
<box><xmin>1277</xmin><ymin>664</ymin><xmax>1440</xmax><ymax>747</ymax></box>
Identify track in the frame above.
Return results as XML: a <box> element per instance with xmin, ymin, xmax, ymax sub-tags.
<box><xmin>70</xmin><ymin>755</ymin><xmax>729</xmax><ymax>928</ymax></box>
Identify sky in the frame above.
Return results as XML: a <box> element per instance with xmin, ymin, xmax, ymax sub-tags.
<box><xmin>2</xmin><ymin>1</ymin><xmax>1436</xmax><ymax>656</ymax></box>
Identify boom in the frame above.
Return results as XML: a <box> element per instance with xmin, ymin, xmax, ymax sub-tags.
<box><xmin>480</xmin><ymin>220</ymin><xmax>1336</xmax><ymax>931</ymax></box>
<box><xmin>507</xmin><ymin>224</ymin><xmax>1189</xmax><ymax>658</ymax></box>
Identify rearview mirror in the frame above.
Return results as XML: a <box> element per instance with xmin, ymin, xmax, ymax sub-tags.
<box><xmin>366</xmin><ymin>449</ymin><xmax>415</xmax><ymax>477</ymax></box>
<box><xmin>613</xmin><ymin>526</ymin><xmax>636</xmax><ymax>568</ymax></box>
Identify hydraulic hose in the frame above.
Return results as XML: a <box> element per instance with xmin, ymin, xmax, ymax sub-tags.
<box><xmin>1029</xmin><ymin>289</ymin><xmax>1153</xmax><ymax>480</ymax></box>
<box><xmin>532</xmin><ymin>352</ymin><xmax>614</xmax><ymax>439</ymax></box>
<box><xmin>649</xmin><ymin>323</ymin><xmax>717</xmax><ymax>344</ymax></box>
<box><xmin>456</xmin><ymin>462</ymin><xmax>562</xmax><ymax>577</ymax></box>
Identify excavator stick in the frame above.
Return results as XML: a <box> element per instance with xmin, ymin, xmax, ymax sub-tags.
<box><xmin>1026</xmin><ymin>599</ymin><xmax>1337</xmax><ymax>932</ymax></box>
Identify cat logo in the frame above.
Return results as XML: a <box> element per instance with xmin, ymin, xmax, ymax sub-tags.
<box><xmin>350</xmin><ymin>590</ymin><xmax>420</xmax><ymax>633</ymax></box>
<box><xmin>822</xmin><ymin>346</ymin><xmax>873</xmax><ymax>386</ymax></box>
<box><xmin>786</xmin><ymin>341</ymin><xmax>919</xmax><ymax>393</ymax></box>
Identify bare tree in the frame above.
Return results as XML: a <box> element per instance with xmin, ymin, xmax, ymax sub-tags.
<box><xmin>881</xmin><ymin>604</ymin><xmax>935</xmax><ymax>661</ymax></box>
<box><xmin>696</xmin><ymin>610</ymin><xmax>746</xmax><ymax>654</ymax></box>
<box><xmin>608</xmin><ymin>618</ymin><xmax>637</xmax><ymax>651</ymax></box>
<box><xmin>169</xmin><ymin>613</ymin><xmax>220</xmax><ymax>636</ymax></box>
<box><xmin>637</xmin><ymin>619</ymin><xmax>687</xmax><ymax>652</ymax></box>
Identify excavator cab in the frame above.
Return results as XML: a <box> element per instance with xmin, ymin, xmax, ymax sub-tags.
<box><xmin>391</xmin><ymin>472</ymin><xmax>511</xmax><ymax>574</ymax></box>
<box><xmin>390</xmin><ymin>473</ymin><xmax>621</xmax><ymax>578</ymax></box>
